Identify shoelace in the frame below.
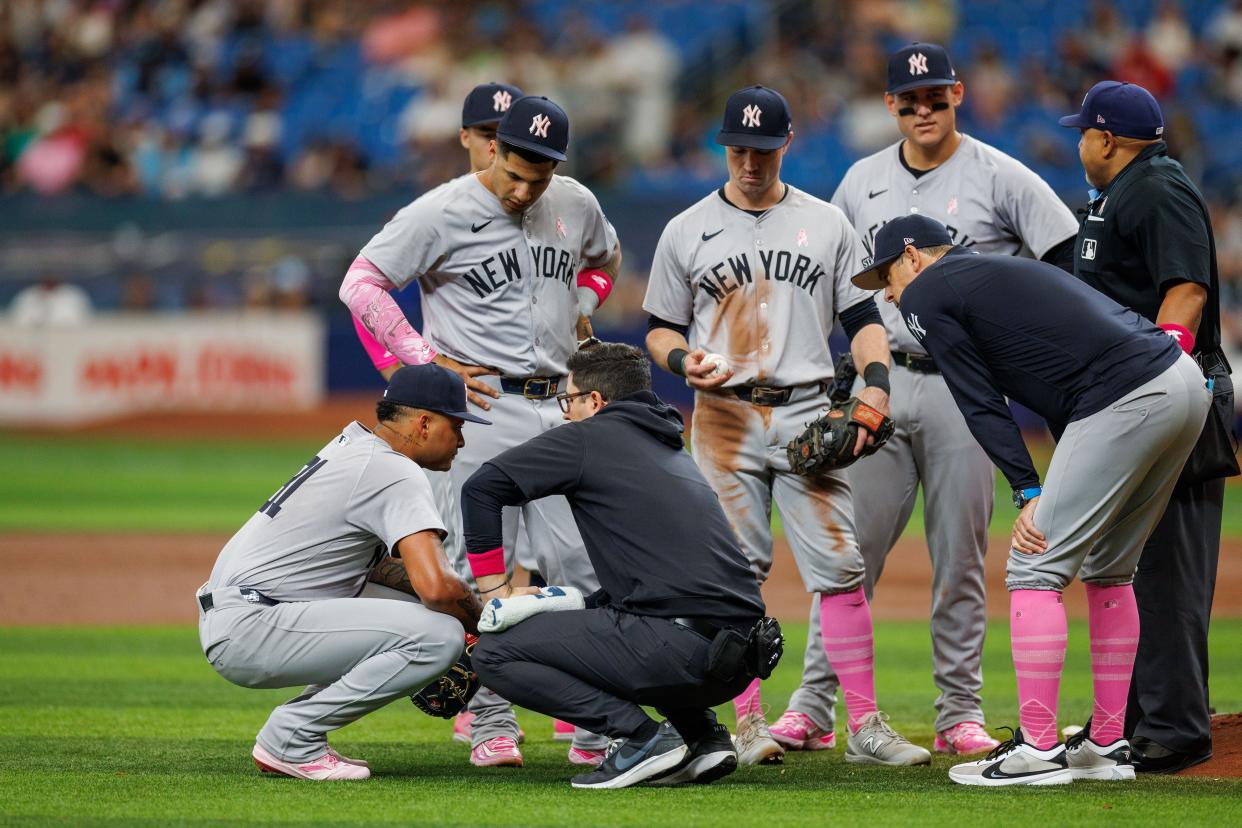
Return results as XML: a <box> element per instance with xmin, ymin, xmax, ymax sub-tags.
<box><xmin>983</xmin><ymin>726</ymin><xmax>1022</xmax><ymax>761</ymax></box>
<box><xmin>1065</xmin><ymin>728</ymin><xmax>1089</xmax><ymax>750</ymax></box>
<box><xmin>860</xmin><ymin>711</ymin><xmax>903</xmax><ymax>741</ymax></box>
<box><xmin>487</xmin><ymin>737</ymin><xmax>518</xmax><ymax>752</ymax></box>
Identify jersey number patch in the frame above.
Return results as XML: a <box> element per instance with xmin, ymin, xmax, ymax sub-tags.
<box><xmin>259</xmin><ymin>455</ymin><xmax>327</xmax><ymax>517</ymax></box>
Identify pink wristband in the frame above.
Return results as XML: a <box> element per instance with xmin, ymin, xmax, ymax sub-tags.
<box><xmin>467</xmin><ymin>546</ymin><xmax>506</xmax><ymax>578</ymax></box>
<box><xmin>1159</xmin><ymin>323</ymin><xmax>1195</xmax><ymax>355</ymax></box>
<box><xmin>576</xmin><ymin>269</ymin><xmax>613</xmax><ymax>306</ymax></box>
<box><xmin>352</xmin><ymin>315</ymin><xmax>400</xmax><ymax>371</ymax></box>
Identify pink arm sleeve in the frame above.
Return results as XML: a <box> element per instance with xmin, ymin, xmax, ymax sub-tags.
<box><xmin>352</xmin><ymin>314</ymin><xmax>400</xmax><ymax>371</ymax></box>
<box><xmin>339</xmin><ymin>255</ymin><xmax>437</xmax><ymax>367</ymax></box>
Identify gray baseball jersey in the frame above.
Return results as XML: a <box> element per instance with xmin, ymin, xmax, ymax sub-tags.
<box><xmin>643</xmin><ymin>186</ymin><xmax>873</xmax><ymax>386</ymax></box>
<box><xmin>361</xmin><ymin>172</ymin><xmax>617</xmax><ymax>377</ymax></box>
<box><xmin>832</xmin><ymin>134</ymin><xmax>1078</xmax><ymax>354</ymax></box>
<box><xmin>207</xmin><ymin>421</ymin><xmax>443</xmax><ymax>601</ymax></box>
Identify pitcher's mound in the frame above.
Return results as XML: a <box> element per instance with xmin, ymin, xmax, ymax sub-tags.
<box><xmin>1181</xmin><ymin>713</ymin><xmax>1242</xmax><ymax>777</ymax></box>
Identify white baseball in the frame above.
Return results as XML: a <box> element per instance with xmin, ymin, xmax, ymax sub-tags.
<box><xmin>702</xmin><ymin>353</ymin><xmax>730</xmax><ymax>377</ymax></box>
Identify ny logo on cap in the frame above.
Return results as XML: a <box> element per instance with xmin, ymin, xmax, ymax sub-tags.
<box><xmin>742</xmin><ymin>104</ymin><xmax>762</xmax><ymax>128</ymax></box>
<box><xmin>530</xmin><ymin>114</ymin><xmax>551</xmax><ymax>138</ymax></box>
<box><xmin>908</xmin><ymin>52</ymin><xmax>929</xmax><ymax>76</ymax></box>
<box><xmin>493</xmin><ymin>90</ymin><xmax>513</xmax><ymax>112</ymax></box>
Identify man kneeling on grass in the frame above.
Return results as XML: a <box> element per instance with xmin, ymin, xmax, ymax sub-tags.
<box><xmin>461</xmin><ymin>343</ymin><xmax>777</xmax><ymax>789</ymax></box>
<box><xmin>196</xmin><ymin>364</ymin><xmax>531</xmax><ymax>780</ymax></box>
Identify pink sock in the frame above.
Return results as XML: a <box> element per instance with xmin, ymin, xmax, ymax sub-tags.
<box><xmin>1010</xmin><ymin>589</ymin><xmax>1067</xmax><ymax>749</ymax></box>
<box><xmin>1085</xmin><ymin>583</ymin><xmax>1139</xmax><ymax>745</ymax></box>
<box><xmin>820</xmin><ymin>588</ymin><xmax>879</xmax><ymax>732</ymax></box>
<box><xmin>733</xmin><ymin>678</ymin><xmax>762</xmax><ymax>719</ymax></box>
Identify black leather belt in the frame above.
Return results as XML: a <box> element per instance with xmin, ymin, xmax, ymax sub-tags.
<box><xmin>198</xmin><ymin>588</ymin><xmax>279</xmax><ymax>612</ymax></box>
<box><xmin>891</xmin><ymin>351</ymin><xmax>939</xmax><ymax>374</ymax></box>
<box><xmin>672</xmin><ymin>616</ymin><xmax>726</xmax><ymax>639</ymax></box>
<box><xmin>730</xmin><ymin>382</ymin><xmax>825</xmax><ymax>407</ymax></box>
<box><xmin>499</xmin><ymin>376</ymin><xmax>562</xmax><ymax>399</ymax></box>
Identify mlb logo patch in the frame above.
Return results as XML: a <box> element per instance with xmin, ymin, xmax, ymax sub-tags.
<box><xmin>1082</xmin><ymin>238</ymin><xmax>1097</xmax><ymax>261</ymax></box>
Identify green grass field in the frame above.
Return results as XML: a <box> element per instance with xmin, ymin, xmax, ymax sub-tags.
<box><xmin>2</xmin><ymin>620</ymin><xmax>1241</xmax><ymax>827</ymax></box>
<box><xmin>3</xmin><ymin>432</ymin><xmax>1240</xmax><ymax>536</ymax></box>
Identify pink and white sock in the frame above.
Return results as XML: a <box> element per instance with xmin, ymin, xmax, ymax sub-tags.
<box><xmin>820</xmin><ymin>588</ymin><xmax>879</xmax><ymax>732</ymax></box>
<box><xmin>1010</xmin><ymin>589</ymin><xmax>1067</xmax><ymax>750</ymax></box>
<box><xmin>733</xmin><ymin>678</ymin><xmax>763</xmax><ymax>720</ymax></box>
<box><xmin>1085</xmin><ymin>583</ymin><xmax>1139</xmax><ymax>745</ymax></box>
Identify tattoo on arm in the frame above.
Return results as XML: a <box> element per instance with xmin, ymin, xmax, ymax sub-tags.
<box><xmin>367</xmin><ymin>555</ymin><xmax>417</xmax><ymax>596</ymax></box>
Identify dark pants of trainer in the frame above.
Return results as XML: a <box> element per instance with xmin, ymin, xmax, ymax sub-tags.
<box><xmin>474</xmin><ymin>607</ymin><xmax>753</xmax><ymax>744</ymax></box>
<box><xmin>1126</xmin><ymin>367</ymin><xmax>1233</xmax><ymax>756</ymax></box>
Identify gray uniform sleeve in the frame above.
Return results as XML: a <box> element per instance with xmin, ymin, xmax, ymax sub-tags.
<box><xmin>831</xmin><ymin>210</ymin><xmax>876</xmax><ymax>315</ymax></box>
<box><xmin>992</xmin><ymin>156</ymin><xmax>1079</xmax><ymax>259</ymax></box>
<box><xmin>350</xmin><ymin>463</ymin><xmax>446</xmax><ymax>551</ymax></box>
<box><xmin>359</xmin><ymin>198</ymin><xmax>446</xmax><ymax>290</ymax></box>
<box><xmin>575</xmin><ymin>183</ymin><xmax>619</xmax><ymax>268</ymax></box>
<box><xmin>830</xmin><ymin>169</ymin><xmax>858</xmax><ymax>225</ymax></box>
<box><xmin>642</xmin><ymin>218</ymin><xmax>694</xmax><ymax>326</ymax></box>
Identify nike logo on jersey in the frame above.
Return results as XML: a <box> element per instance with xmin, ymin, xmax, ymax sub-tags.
<box><xmin>701</xmin><ymin>229</ymin><xmax>724</xmax><ymax>242</ymax></box>
<box><xmin>868</xmin><ymin>189</ymin><xmax>888</xmax><ymax>199</ymax></box>
<box><xmin>471</xmin><ymin>220</ymin><xmax>494</xmax><ymax>233</ymax></box>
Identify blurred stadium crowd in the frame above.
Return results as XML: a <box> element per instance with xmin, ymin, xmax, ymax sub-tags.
<box><xmin>2</xmin><ymin>0</ymin><xmax>1241</xmax><ymax>354</ymax></box>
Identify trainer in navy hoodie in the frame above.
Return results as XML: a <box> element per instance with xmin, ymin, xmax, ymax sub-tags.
<box><xmin>460</xmin><ymin>389</ymin><xmax>764</xmax><ymax>622</ymax></box>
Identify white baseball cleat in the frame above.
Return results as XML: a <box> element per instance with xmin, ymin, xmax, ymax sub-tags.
<box><xmin>253</xmin><ymin>743</ymin><xmax>370</xmax><ymax>780</ymax></box>
<box><xmin>733</xmin><ymin>712</ymin><xmax>785</xmax><ymax>765</ymax></box>
<box><xmin>948</xmin><ymin>728</ymin><xmax>1072</xmax><ymax>787</ymax></box>
<box><xmin>844</xmin><ymin>711</ymin><xmax>931</xmax><ymax>766</ymax></box>
<box><xmin>1066</xmin><ymin>729</ymin><xmax>1136</xmax><ymax>781</ymax></box>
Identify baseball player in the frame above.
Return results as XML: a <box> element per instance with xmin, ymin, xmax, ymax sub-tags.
<box><xmin>352</xmin><ymin>82</ymin><xmax>524</xmax><ymax>382</ymax></box>
<box><xmin>855</xmin><ymin>214</ymin><xmax>1210</xmax><ymax>786</ymax></box>
<box><xmin>774</xmin><ymin>42</ymin><xmax>1080</xmax><ymax>758</ymax></box>
<box><xmin>196</xmin><ymin>364</ymin><xmax>504</xmax><ymax>780</ymax></box>
<box><xmin>341</xmin><ymin>95</ymin><xmax>621</xmax><ymax>768</ymax></box>
<box><xmin>644</xmin><ymin>85</ymin><xmax>929</xmax><ymax>768</ymax></box>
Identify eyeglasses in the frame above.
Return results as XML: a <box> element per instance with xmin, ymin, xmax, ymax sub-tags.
<box><xmin>556</xmin><ymin>390</ymin><xmax>593</xmax><ymax>413</ymax></box>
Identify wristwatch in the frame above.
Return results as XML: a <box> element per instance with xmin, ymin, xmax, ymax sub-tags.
<box><xmin>1013</xmin><ymin>486</ymin><xmax>1042</xmax><ymax>509</ymax></box>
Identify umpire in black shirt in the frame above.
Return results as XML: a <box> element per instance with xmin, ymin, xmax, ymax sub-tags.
<box><xmin>1060</xmin><ymin>80</ymin><xmax>1239</xmax><ymax>773</ymax></box>
<box><xmin>460</xmin><ymin>343</ymin><xmax>770</xmax><ymax>789</ymax></box>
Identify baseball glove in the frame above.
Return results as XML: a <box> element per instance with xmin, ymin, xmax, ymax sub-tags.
<box><xmin>787</xmin><ymin>397</ymin><xmax>895</xmax><ymax>475</ymax></box>
<box><xmin>410</xmin><ymin>634</ymin><xmax>480</xmax><ymax>718</ymax></box>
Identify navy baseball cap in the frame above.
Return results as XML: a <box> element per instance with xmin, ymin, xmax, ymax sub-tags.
<box><xmin>462</xmin><ymin>82</ymin><xmax>524</xmax><ymax>128</ymax></box>
<box><xmin>383</xmin><ymin>364</ymin><xmax>491</xmax><ymax>425</ymax></box>
<box><xmin>887</xmin><ymin>43</ymin><xmax>957</xmax><ymax>95</ymax></box>
<box><xmin>851</xmin><ymin>214</ymin><xmax>954</xmax><ymax>289</ymax></box>
<box><xmin>715</xmin><ymin>86</ymin><xmax>792</xmax><ymax>150</ymax></box>
<box><xmin>1058</xmin><ymin>80</ymin><xmax>1164</xmax><ymax>139</ymax></box>
<box><xmin>496</xmin><ymin>95</ymin><xmax>569</xmax><ymax>161</ymax></box>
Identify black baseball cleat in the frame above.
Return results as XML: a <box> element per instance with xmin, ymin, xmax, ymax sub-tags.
<box><xmin>646</xmin><ymin>722</ymin><xmax>738</xmax><ymax>786</ymax></box>
<box><xmin>570</xmin><ymin>721</ymin><xmax>688</xmax><ymax>789</ymax></box>
<box><xmin>1130</xmin><ymin>736</ymin><xmax>1212</xmax><ymax>775</ymax></box>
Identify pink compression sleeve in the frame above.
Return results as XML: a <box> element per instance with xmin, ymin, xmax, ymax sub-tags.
<box><xmin>352</xmin><ymin>314</ymin><xmax>400</xmax><ymax>371</ymax></box>
<box><xmin>339</xmin><ymin>256</ymin><xmax>436</xmax><ymax>366</ymax></box>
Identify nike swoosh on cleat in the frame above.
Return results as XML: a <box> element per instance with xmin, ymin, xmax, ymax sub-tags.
<box><xmin>701</xmin><ymin>229</ymin><xmax>724</xmax><ymax>242</ymax></box>
<box><xmin>612</xmin><ymin>734</ymin><xmax>662</xmax><ymax>771</ymax></box>
<box><xmin>472</xmin><ymin>220</ymin><xmax>493</xmax><ymax>233</ymax></box>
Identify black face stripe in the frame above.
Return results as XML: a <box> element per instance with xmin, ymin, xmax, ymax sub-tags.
<box><xmin>897</xmin><ymin>101</ymin><xmax>951</xmax><ymax>117</ymax></box>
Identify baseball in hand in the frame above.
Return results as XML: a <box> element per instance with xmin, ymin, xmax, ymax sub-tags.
<box><xmin>702</xmin><ymin>353</ymin><xmax>730</xmax><ymax>377</ymax></box>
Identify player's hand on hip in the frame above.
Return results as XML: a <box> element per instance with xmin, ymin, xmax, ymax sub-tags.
<box><xmin>432</xmin><ymin>354</ymin><xmax>501</xmax><ymax>410</ymax></box>
<box><xmin>853</xmin><ymin>387</ymin><xmax>890</xmax><ymax>456</ymax></box>
<box><xmin>575</xmin><ymin>313</ymin><xmax>594</xmax><ymax>342</ymax></box>
<box><xmin>684</xmin><ymin>348</ymin><xmax>734</xmax><ymax>390</ymax></box>
<box><xmin>1011</xmin><ymin>497</ymin><xmax>1047</xmax><ymax>555</ymax></box>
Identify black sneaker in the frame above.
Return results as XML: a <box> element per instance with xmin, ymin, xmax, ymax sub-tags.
<box><xmin>646</xmin><ymin>723</ymin><xmax>738</xmax><ymax>786</ymax></box>
<box><xmin>570</xmin><ymin>721</ymin><xmax>687</xmax><ymax>790</ymax></box>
